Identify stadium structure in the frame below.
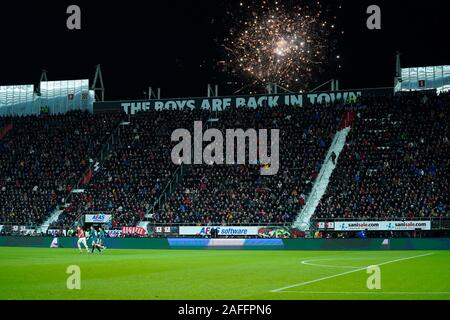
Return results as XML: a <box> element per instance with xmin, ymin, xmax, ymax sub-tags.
<box><xmin>0</xmin><ymin>58</ymin><xmax>449</xmax><ymax>300</ymax></box>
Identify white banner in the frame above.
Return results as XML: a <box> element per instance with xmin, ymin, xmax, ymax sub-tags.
<box><xmin>316</xmin><ymin>222</ymin><xmax>325</xmax><ymax>229</ymax></box>
<box><xmin>47</xmin><ymin>229</ymin><xmax>66</xmax><ymax>236</ymax></box>
<box><xmin>333</xmin><ymin>221</ymin><xmax>431</xmax><ymax>231</ymax></box>
<box><xmin>85</xmin><ymin>214</ymin><xmax>112</xmax><ymax>223</ymax></box>
<box><xmin>116</xmin><ymin>91</ymin><xmax>363</xmax><ymax>114</ymax></box>
<box><xmin>155</xmin><ymin>226</ymin><xmax>172</xmax><ymax>233</ymax></box>
<box><xmin>11</xmin><ymin>225</ymin><xmax>36</xmax><ymax>233</ymax></box>
<box><xmin>25</xmin><ymin>229</ymin><xmax>36</xmax><ymax>235</ymax></box>
<box><xmin>179</xmin><ymin>226</ymin><xmax>260</xmax><ymax>236</ymax></box>
<box><xmin>122</xmin><ymin>226</ymin><xmax>146</xmax><ymax>235</ymax></box>
<box><xmin>107</xmin><ymin>229</ymin><xmax>122</xmax><ymax>238</ymax></box>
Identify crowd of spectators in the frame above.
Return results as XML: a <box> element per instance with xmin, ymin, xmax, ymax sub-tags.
<box><xmin>3</xmin><ymin>91</ymin><xmax>448</xmax><ymax>230</ymax></box>
<box><xmin>315</xmin><ymin>92</ymin><xmax>450</xmax><ymax>220</ymax></box>
<box><xmin>0</xmin><ymin>111</ymin><xmax>123</xmax><ymax>225</ymax></box>
<box><xmin>55</xmin><ymin>108</ymin><xmax>209</xmax><ymax>227</ymax></box>
<box><xmin>153</xmin><ymin>103</ymin><xmax>344</xmax><ymax>225</ymax></box>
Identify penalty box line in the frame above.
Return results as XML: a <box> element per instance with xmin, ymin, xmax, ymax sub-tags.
<box><xmin>270</xmin><ymin>252</ymin><xmax>435</xmax><ymax>293</ymax></box>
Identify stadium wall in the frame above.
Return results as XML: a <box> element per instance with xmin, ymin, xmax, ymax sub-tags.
<box><xmin>1</xmin><ymin>237</ymin><xmax>450</xmax><ymax>250</ymax></box>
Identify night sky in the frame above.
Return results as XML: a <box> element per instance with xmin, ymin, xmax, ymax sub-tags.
<box><xmin>0</xmin><ymin>0</ymin><xmax>448</xmax><ymax>100</ymax></box>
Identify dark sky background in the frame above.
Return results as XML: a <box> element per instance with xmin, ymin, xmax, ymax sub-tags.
<box><xmin>0</xmin><ymin>0</ymin><xmax>448</xmax><ymax>100</ymax></box>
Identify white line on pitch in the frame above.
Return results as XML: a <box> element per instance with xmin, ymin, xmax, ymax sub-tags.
<box><xmin>278</xmin><ymin>291</ymin><xmax>450</xmax><ymax>295</ymax></box>
<box><xmin>270</xmin><ymin>252</ymin><xmax>435</xmax><ymax>293</ymax></box>
<box><xmin>301</xmin><ymin>258</ymin><xmax>362</xmax><ymax>269</ymax></box>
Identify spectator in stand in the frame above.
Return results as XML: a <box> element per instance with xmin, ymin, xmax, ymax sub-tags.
<box><xmin>0</xmin><ymin>111</ymin><xmax>124</xmax><ymax>225</ymax></box>
<box><xmin>154</xmin><ymin>103</ymin><xmax>344</xmax><ymax>225</ymax></box>
<box><xmin>6</xmin><ymin>92</ymin><xmax>446</xmax><ymax>231</ymax></box>
<box><xmin>55</xmin><ymin>108</ymin><xmax>210</xmax><ymax>227</ymax></box>
<box><xmin>315</xmin><ymin>92</ymin><xmax>450</xmax><ymax>220</ymax></box>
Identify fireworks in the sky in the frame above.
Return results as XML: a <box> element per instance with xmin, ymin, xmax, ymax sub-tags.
<box><xmin>223</xmin><ymin>0</ymin><xmax>340</xmax><ymax>92</ymax></box>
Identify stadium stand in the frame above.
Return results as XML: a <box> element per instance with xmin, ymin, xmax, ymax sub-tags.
<box><xmin>0</xmin><ymin>111</ymin><xmax>123</xmax><ymax>225</ymax></box>
<box><xmin>152</xmin><ymin>103</ymin><xmax>345</xmax><ymax>225</ymax></box>
<box><xmin>55</xmin><ymin>108</ymin><xmax>209</xmax><ymax>227</ymax></box>
<box><xmin>315</xmin><ymin>92</ymin><xmax>450</xmax><ymax>220</ymax></box>
<box><xmin>1</xmin><ymin>91</ymin><xmax>448</xmax><ymax>233</ymax></box>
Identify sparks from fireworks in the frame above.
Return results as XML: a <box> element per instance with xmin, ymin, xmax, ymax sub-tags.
<box><xmin>224</xmin><ymin>1</ymin><xmax>338</xmax><ymax>91</ymax></box>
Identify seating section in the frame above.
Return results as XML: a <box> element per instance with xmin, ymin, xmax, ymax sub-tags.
<box><xmin>0</xmin><ymin>111</ymin><xmax>123</xmax><ymax>225</ymax></box>
<box><xmin>56</xmin><ymin>109</ymin><xmax>209</xmax><ymax>227</ymax></box>
<box><xmin>315</xmin><ymin>93</ymin><xmax>450</xmax><ymax>220</ymax></box>
<box><xmin>2</xmin><ymin>91</ymin><xmax>448</xmax><ymax>229</ymax></box>
<box><xmin>153</xmin><ymin>104</ymin><xmax>343</xmax><ymax>225</ymax></box>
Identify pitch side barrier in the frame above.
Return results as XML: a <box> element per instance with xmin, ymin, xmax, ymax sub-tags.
<box><xmin>93</xmin><ymin>87</ymin><xmax>393</xmax><ymax>114</ymax></box>
<box><xmin>1</xmin><ymin>236</ymin><xmax>450</xmax><ymax>250</ymax></box>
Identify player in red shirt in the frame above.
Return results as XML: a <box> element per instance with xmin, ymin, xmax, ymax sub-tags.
<box><xmin>77</xmin><ymin>226</ymin><xmax>89</xmax><ymax>253</ymax></box>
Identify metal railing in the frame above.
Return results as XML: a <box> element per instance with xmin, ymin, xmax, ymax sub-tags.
<box><xmin>310</xmin><ymin>216</ymin><xmax>450</xmax><ymax>230</ymax></box>
<box><xmin>147</xmin><ymin>222</ymin><xmax>292</xmax><ymax>227</ymax></box>
<box><xmin>293</xmin><ymin>118</ymin><xmax>346</xmax><ymax>230</ymax></box>
<box><xmin>0</xmin><ymin>221</ymin><xmax>38</xmax><ymax>228</ymax></box>
<box><xmin>0</xmin><ymin>222</ymin><xmax>40</xmax><ymax>236</ymax></box>
<box><xmin>147</xmin><ymin>163</ymin><xmax>188</xmax><ymax>215</ymax></box>
<box><xmin>67</xmin><ymin>123</ymin><xmax>124</xmax><ymax>226</ymax></box>
<box><xmin>145</xmin><ymin>114</ymin><xmax>216</xmax><ymax>218</ymax></box>
<box><xmin>312</xmin><ymin>217</ymin><xmax>446</xmax><ymax>221</ymax></box>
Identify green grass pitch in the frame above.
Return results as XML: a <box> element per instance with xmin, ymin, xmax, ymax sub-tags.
<box><xmin>0</xmin><ymin>247</ymin><xmax>449</xmax><ymax>300</ymax></box>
